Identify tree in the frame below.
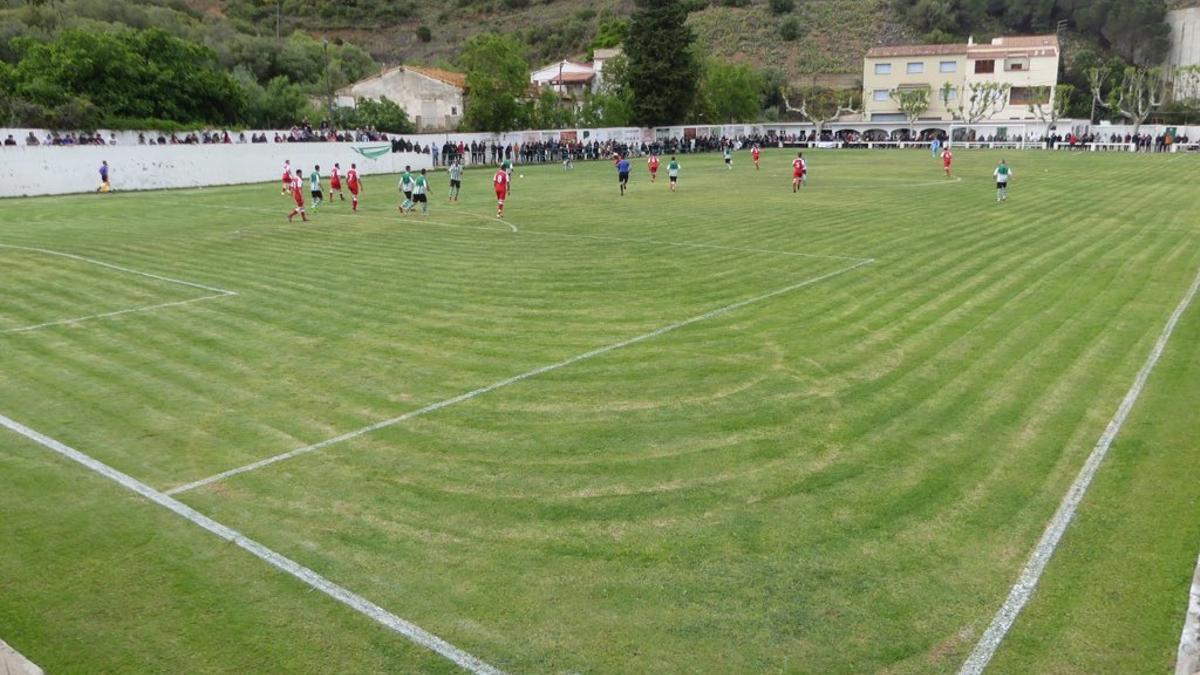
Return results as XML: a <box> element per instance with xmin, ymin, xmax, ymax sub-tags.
<box><xmin>578</xmin><ymin>52</ymin><xmax>633</xmax><ymax>127</ymax></box>
<box><xmin>890</xmin><ymin>87</ymin><xmax>931</xmax><ymax>137</ymax></box>
<box><xmin>10</xmin><ymin>27</ymin><xmax>243</xmax><ymax>127</ymax></box>
<box><xmin>531</xmin><ymin>87</ymin><xmax>573</xmax><ymax>129</ymax></box>
<box><xmin>694</xmin><ymin>60</ymin><xmax>763</xmax><ymax>123</ymax></box>
<box><xmin>1027</xmin><ymin>84</ymin><xmax>1074</xmax><ymax>130</ymax></box>
<box><xmin>769</xmin><ymin>0</ymin><xmax>795</xmax><ymax>14</ymax></box>
<box><xmin>1074</xmin><ymin>0</ymin><xmax>1171</xmax><ymax>65</ymax></box>
<box><xmin>346</xmin><ymin>96</ymin><xmax>415</xmax><ymax>133</ymax></box>
<box><xmin>1113</xmin><ymin>65</ymin><xmax>1168</xmax><ymax>135</ymax></box>
<box><xmin>779</xmin><ymin>17</ymin><xmax>801</xmax><ymax>41</ymax></box>
<box><xmin>781</xmin><ymin>85</ymin><xmax>859</xmax><ymax>136</ymax></box>
<box><xmin>589</xmin><ymin>17</ymin><xmax>629</xmax><ymax>51</ymax></box>
<box><xmin>236</xmin><ymin>71</ymin><xmax>309</xmax><ymax>128</ymax></box>
<box><xmin>458</xmin><ymin>33</ymin><xmax>529</xmax><ymax>132</ymax></box>
<box><xmin>1086</xmin><ymin>66</ymin><xmax>1111</xmax><ymax>124</ymax></box>
<box><xmin>941</xmin><ymin>80</ymin><xmax>1010</xmax><ymax>124</ymax></box>
<box><xmin>625</xmin><ymin>0</ymin><xmax>700</xmax><ymax>126</ymax></box>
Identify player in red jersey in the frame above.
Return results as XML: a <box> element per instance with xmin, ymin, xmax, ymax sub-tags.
<box><xmin>329</xmin><ymin>163</ymin><xmax>345</xmax><ymax>201</ymax></box>
<box><xmin>493</xmin><ymin>167</ymin><xmax>509</xmax><ymax>218</ymax></box>
<box><xmin>281</xmin><ymin>160</ymin><xmax>292</xmax><ymax>195</ymax></box>
<box><xmin>287</xmin><ymin>169</ymin><xmax>308</xmax><ymax>221</ymax></box>
<box><xmin>346</xmin><ymin>163</ymin><xmax>361</xmax><ymax>212</ymax></box>
<box><xmin>647</xmin><ymin>153</ymin><xmax>660</xmax><ymax>182</ymax></box>
<box><xmin>941</xmin><ymin>147</ymin><xmax>953</xmax><ymax>177</ymax></box>
<box><xmin>751</xmin><ymin>145</ymin><xmax>761</xmax><ymax>170</ymax></box>
<box><xmin>792</xmin><ymin>152</ymin><xmax>807</xmax><ymax>192</ymax></box>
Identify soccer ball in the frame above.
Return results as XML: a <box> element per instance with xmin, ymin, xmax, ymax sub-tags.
<box><xmin>520</xmin><ymin>174</ymin><xmax>525</xmax><ymax>178</ymax></box>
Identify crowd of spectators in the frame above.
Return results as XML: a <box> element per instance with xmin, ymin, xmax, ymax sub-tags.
<box><xmin>9</xmin><ymin>131</ymin><xmax>120</xmax><ymax>146</ymax></box>
<box><xmin>426</xmin><ymin>135</ymin><xmax>771</xmax><ymax>167</ymax></box>
<box><xmin>5</xmin><ymin>126</ymin><xmax>1195</xmax><ymax>154</ymax></box>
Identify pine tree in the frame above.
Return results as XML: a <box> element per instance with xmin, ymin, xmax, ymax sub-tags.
<box><xmin>625</xmin><ymin>0</ymin><xmax>700</xmax><ymax>127</ymax></box>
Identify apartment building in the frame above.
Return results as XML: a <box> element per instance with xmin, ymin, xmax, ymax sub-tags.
<box><xmin>862</xmin><ymin>35</ymin><xmax>1060</xmax><ymax>123</ymax></box>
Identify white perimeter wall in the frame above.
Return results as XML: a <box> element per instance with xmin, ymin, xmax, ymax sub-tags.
<box><xmin>0</xmin><ymin>143</ymin><xmax>431</xmax><ymax>198</ymax></box>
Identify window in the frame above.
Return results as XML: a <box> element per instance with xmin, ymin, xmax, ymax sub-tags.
<box><xmin>939</xmin><ymin>61</ymin><xmax>957</xmax><ymax>73</ymax></box>
<box><xmin>873</xmin><ymin>89</ymin><xmax>890</xmax><ymax>102</ymax></box>
<box><xmin>906</xmin><ymin>62</ymin><xmax>924</xmax><ymax>74</ymax></box>
<box><xmin>1004</xmin><ymin>58</ymin><xmax>1029</xmax><ymax>72</ymax></box>
<box><xmin>451</xmin><ymin>106</ymin><xmax>458</xmax><ymax>115</ymax></box>
<box><xmin>974</xmin><ymin>59</ymin><xmax>995</xmax><ymax>74</ymax></box>
<box><xmin>942</xmin><ymin>86</ymin><xmax>958</xmax><ymax>102</ymax></box>
<box><xmin>874</xmin><ymin>63</ymin><xmax>892</xmax><ymax>75</ymax></box>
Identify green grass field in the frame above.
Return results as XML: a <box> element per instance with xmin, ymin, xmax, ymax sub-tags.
<box><xmin>2</xmin><ymin>149</ymin><xmax>1198</xmax><ymax>673</ymax></box>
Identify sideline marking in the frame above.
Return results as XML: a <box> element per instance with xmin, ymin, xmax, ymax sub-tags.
<box><xmin>0</xmin><ymin>244</ymin><xmax>238</xmax><ymax>334</ymax></box>
<box><xmin>960</xmin><ymin>261</ymin><xmax>1200</xmax><ymax>675</ymax></box>
<box><xmin>0</xmin><ymin>413</ymin><xmax>504</xmax><ymax>675</ymax></box>
<box><xmin>1180</xmin><ymin>551</ymin><xmax>1200</xmax><ymax>675</ymax></box>
<box><xmin>166</xmin><ymin>257</ymin><xmax>874</xmax><ymax>495</ymax></box>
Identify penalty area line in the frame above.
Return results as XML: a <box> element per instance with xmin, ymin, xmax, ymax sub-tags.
<box><xmin>0</xmin><ymin>244</ymin><xmax>238</xmax><ymax>335</ymax></box>
<box><xmin>959</xmin><ymin>260</ymin><xmax>1200</xmax><ymax>675</ymax></box>
<box><xmin>0</xmin><ymin>413</ymin><xmax>505</xmax><ymax>675</ymax></box>
<box><xmin>166</xmin><ymin>256</ymin><xmax>875</xmax><ymax>495</ymax></box>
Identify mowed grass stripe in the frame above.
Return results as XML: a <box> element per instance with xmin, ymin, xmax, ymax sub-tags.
<box><xmin>171</xmin><ymin>156</ymin><xmax>1200</xmax><ymax>667</ymax></box>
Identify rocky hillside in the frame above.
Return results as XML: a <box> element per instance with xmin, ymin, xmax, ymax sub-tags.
<box><xmin>214</xmin><ymin>0</ymin><xmax>909</xmax><ymax>81</ymax></box>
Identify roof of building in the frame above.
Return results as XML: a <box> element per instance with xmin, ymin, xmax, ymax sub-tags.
<box><xmin>406</xmin><ymin>65</ymin><xmax>467</xmax><ymax>89</ymax></box>
<box><xmin>967</xmin><ymin>34</ymin><xmax>1059</xmax><ymax>59</ymax></box>
<box><xmin>866</xmin><ymin>43</ymin><xmax>968</xmax><ymax>58</ymax></box>
<box><xmin>593</xmin><ymin>47</ymin><xmax>623</xmax><ymax>60</ymax></box>
<box><xmin>866</xmin><ymin>34</ymin><xmax>1058</xmax><ymax>60</ymax></box>
<box><xmin>535</xmin><ymin>59</ymin><xmax>593</xmax><ymax>73</ymax></box>
<box><xmin>337</xmin><ymin>65</ymin><xmax>466</xmax><ymax>95</ymax></box>
<box><xmin>550</xmin><ymin>71</ymin><xmax>596</xmax><ymax>85</ymax></box>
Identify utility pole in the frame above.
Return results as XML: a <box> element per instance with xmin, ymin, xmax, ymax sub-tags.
<box><xmin>323</xmin><ymin>38</ymin><xmax>333</xmax><ymax>125</ymax></box>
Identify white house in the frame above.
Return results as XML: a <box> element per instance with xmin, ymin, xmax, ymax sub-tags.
<box><xmin>530</xmin><ymin>60</ymin><xmax>595</xmax><ymax>99</ymax></box>
<box><xmin>336</xmin><ymin>65</ymin><xmax>466</xmax><ymax>132</ymax></box>
<box><xmin>862</xmin><ymin>34</ymin><xmax>1059</xmax><ymax>123</ymax></box>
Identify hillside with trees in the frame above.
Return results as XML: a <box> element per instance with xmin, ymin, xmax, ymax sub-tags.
<box><xmin>0</xmin><ymin>0</ymin><xmax>1192</xmax><ymax>130</ymax></box>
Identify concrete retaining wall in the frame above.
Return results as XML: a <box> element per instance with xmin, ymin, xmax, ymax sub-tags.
<box><xmin>0</xmin><ymin>143</ymin><xmax>431</xmax><ymax>198</ymax></box>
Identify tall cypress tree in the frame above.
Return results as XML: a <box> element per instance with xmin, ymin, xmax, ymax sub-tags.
<box><xmin>625</xmin><ymin>0</ymin><xmax>700</xmax><ymax>127</ymax></box>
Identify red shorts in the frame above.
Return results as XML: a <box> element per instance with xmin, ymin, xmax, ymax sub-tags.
<box><xmin>349</xmin><ymin>184</ymin><xmax>359</xmax><ymax>195</ymax></box>
<box><xmin>650</xmin><ymin>166</ymin><xmax>658</xmax><ymax>173</ymax></box>
<box><xmin>495</xmin><ymin>189</ymin><xmax>507</xmax><ymax>201</ymax></box>
<box><xmin>331</xmin><ymin>178</ymin><xmax>342</xmax><ymax>189</ymax></box>
<box><xmin>943</xmin><ymin>161</ymin><xmax>952</xmax><ymax>168</ymax></box>
<box><xmin>293</xmin><ymin>193</ymin><xmax>304</xmax><ymax>207</ymax></box>
<box><xmin>282</xmin><ymin>175</ymin><xmax>291</xmax><ymax>185</ymax></box>
<box><xmin>793</xmin><ymin>172</ymin><xmax>804</xmax><ymax>179</ymax></box>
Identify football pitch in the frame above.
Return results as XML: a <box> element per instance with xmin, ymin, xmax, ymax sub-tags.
<box><xmin>2</xmin><ymin>149</ymin><xmax>1199</xmax><ymax>673</ymax></box>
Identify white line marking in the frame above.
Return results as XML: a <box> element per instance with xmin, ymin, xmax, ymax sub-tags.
<box><xmin>0</xmin><ymin>244</ymin><xmax>238</xmax><ymax>334</ymax></box>
<box><xmin>1179</xmin><ymin>551</ymin><xmax>1200</xmax><ymax>675</ymax></box>
<box><xmin>0</xmin><ymin>244</ymin><xmax>235</xmax><ymax>294</ymax></box>
<box><xmin>458</xmin><ymin>211</ymin><xmax>519</xmax><ymax>232</ymax></box>
<box><xmin>960</xmin><ymin>261</ymin><xmax>1200</xmax><ymax>675</ymax></box>
<box><xmin>167</xmin><ymin>257</ymin><xmax>874</xmax><ymax>495</ymax></box>
<box><xmin>2</xmin><ymin>294</ymin><xmax>236</xmax><ymax>335</ymax></box>
<box><xmin>0</xmin><ymin>413</ymin><xmax>504</xmax><ymax>675</ymax></box>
